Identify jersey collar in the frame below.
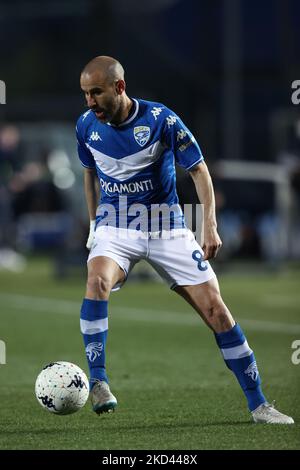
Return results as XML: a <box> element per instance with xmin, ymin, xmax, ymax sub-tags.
<box><xmin>107</xmin><ymin>98</ymin><xmax>139</xmax><ymax>128</ymax></box>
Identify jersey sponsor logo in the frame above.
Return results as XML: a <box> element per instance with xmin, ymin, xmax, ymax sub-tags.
<box><xmin>151</xmin><ymin>106</ymin><xmax>164</xmax><ymax>120</ymax></box>
<box><xmin>134</xmin><ymin>126</ymin><xmax>150</xmax><ymax>147</ymax></box>
<box><xmin>85</xmin><ymin>342</ymin><xmax>103</xmax><ymax>362</ymax></box>
<box><xmin>89</xmin><ymin>131</ymin><xmax>102</xmax><ymax>141</ymax></box>
<box><xmin>166</xmin><ymin>115</ymin><xmax>178</xmax><ymax>128</ymax></box>
<box><xmin>100</xmin><ymin>178</ymin><xmax>153</xmax><ymax>194</ymax></box>
<box><xmin>244</xmin><ymin>361</ymin><xmax>259</xmax><ymax>381</ymax></box>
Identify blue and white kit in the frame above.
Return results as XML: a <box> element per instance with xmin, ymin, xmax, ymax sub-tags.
<box><xmin>76</xmin><ymin>98</ymin><xmax>215</xmax><ymax>289</ymax></box>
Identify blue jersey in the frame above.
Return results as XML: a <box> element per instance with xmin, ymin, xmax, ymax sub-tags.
<box><xmin>76</xmin><ymin>98</ymin><xmax>204</xmax><ymax>229</ymax></box>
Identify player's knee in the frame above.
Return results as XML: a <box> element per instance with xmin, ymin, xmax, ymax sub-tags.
<box><xmin>205</xmin><ymin>301</ymin><xmax>227</xmax><ymax>321</ymax></box>
<box><xmin>204</xmin><ymin>297</ymin><xmax>234</xmax><ymax>332</ymax></box>
<box><xmin>86</xmin><ymin>273</ymin><xmax>113</xmax><ymax>299</ymax></box>
<box><xmin>96</xmin><ymin>275</ymin><xmax>112</xmax><ymax>296</ymax></box>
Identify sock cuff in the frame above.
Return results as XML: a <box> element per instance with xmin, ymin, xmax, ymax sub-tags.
<box><xmin>80</xmin><ymin>298</ymin><xmax>108</xmax><ymax>321</ymax></box>
<box><xmin>214</xmin><ymin>323</ymin><xmax>246</xmax><ymax>349</ymax></box>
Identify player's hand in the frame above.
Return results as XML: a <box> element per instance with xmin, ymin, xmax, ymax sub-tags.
<box><xmin>202</xmin><ymin>226</ymin><xmax>222</xmax><ymax>260</ymax></box>
<box><xmin>86</xmin><ymin>219</ymin><xmax>96</xmax><ymax>250</ymax></box>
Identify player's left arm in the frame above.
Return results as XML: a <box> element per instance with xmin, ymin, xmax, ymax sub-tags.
<box><xmin>189</xmin><ymin>161</ymin><xmax>222</xmax><ymax>260</ymax></box>
<box><xmin>161</xmin><ymin>108</ymin><xmax>222</xmax><ymax>259</ymax></box>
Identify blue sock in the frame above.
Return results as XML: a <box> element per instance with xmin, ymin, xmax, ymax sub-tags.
<box><xmin>214</xmin><ymin>323</ymin><xmax>267</xmax><ymax>411</ymax></box>
<box><xmin>80</xmin><ymin>298</ymin><xmax>109</xmax><ymax>390</ymax></box>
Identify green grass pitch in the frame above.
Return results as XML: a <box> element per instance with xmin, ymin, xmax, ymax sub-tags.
<box><xmin>0</xmin><ymin>258</ymin><xmax>299</xmax><ymax>450</ymax></box>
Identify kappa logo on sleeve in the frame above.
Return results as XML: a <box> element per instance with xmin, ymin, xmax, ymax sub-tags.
<box><xmin>166</xmin><ymin>115</ymin><xmax>178</xmax><ymax>128</ymax></box>
<box><xmin>151</xmin><ymin>106</ymin><xmax>163</xmax><ymax>120</ymax></box>
<box><xmin>177</xmin><ymin>129</ymin><xmax>187</xmax><ymax>141</ymax></box>
<box><xmin>89</xmin><ymin>131</ymin><xmax>102</xmax><ymax>141</ymax></box>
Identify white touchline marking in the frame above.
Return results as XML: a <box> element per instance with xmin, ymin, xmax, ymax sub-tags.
<box><xmin>1</xmin><ymin>292</ymin><xmax>300</xmax><ymax>334</ymax></box>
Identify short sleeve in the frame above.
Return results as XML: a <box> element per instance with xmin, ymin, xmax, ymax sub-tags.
<box><xmin>76</xmin><ymin>121</ymin><xmax>96</xmax><ymax>169</ymax></box>
<box><xmin>162</xmin><ymin>111</ymin><xmax>204</xmax><ymax>170</ymax></box>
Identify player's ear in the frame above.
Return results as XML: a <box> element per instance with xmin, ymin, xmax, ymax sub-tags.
<box><xmin>115</xmin><ymin>79</ymin><xmax>125</xmax><ymax>95</ymax></box>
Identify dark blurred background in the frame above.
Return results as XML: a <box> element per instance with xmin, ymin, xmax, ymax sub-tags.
<box><xmin>1</xmin><ymin>0</ymin><xmax>300</xmax><ymax>274</ymax></box>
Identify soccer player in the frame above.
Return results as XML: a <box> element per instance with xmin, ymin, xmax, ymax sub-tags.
<box><xmin>76</xmin><ymin>55</ymin><xmax>294</xmax><ymax>424</ymax></box>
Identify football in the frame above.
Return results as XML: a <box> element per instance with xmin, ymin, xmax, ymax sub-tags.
<box><xmin>35</xmin><ymin>361</ymin><xmax>89</xmax><ymax>415</ymax></box>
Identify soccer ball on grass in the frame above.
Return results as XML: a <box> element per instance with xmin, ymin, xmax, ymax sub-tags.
<box><xmin>35</xmin><ymin>361</ymin><xmax>89</xmax><ymax>415</ymax></box>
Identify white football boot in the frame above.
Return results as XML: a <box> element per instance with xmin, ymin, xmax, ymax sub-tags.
<box><xmin>252</xmin><ymin>401</ymin><xmax>294</xmax><ymax>424</ymax></box>
<box><xmin>90</xmin><ymin>380</ymin><xmax>117</xmax><ymax>415</ymax></box>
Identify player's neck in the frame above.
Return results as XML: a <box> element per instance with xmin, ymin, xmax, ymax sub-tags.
<box><xmin>110</xmin><ymin>96</ymin><xmax>133</xmax><ymax>126</ymax></box>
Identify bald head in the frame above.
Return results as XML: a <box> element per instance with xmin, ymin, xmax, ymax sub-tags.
<box><xmin>81</xmin><ymin>56</ymin><xmax>124</xmax><ymax>84</ymax></box>
<box><xmin>80</xmin><ymin>55</ymin><xmax>131</xmax><ymax>125</ymax></box>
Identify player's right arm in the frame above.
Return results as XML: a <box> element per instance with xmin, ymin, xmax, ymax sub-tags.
<box><xmin>84</xmin><ymin>168</ymin><xmax>99</xmax><ymax>220</ymax></box>
<box><xmin>76</xmin><ymin>113</ymin><xmax>98</xmax><ymax>249</ymax></box>
<box><xmin>84</xmin><ymin>168</ymin><xmax>99</xmax><ymax>249</ymax></box>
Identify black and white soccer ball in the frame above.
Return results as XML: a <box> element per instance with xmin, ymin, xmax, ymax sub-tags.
<box><xmin>35</xmin><ymin>361</ymin><xmax>89</xmax><ymax>415</ymax></box>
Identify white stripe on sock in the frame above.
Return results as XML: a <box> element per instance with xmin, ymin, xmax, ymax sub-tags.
<box><xmin>80</xmin><ymin>318</ymin><xmax>108</xmax><ymax>335</ymax></box>
<box><xmin>221</xmin><ymin>340</ymin><xmax>252</xmax><ymax>360</ymax></box>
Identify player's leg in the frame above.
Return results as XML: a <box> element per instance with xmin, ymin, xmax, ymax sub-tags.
<box><xmin>80</xmin><ymin>256</ymin><xmax>125</xmax><ymax>414</ymax></box>
<box><xmin>80</xmin><ymin>225</ymin><xmax>145</xmax><ymax>414</ymax></box>
<box><xmin>85</xmin><ymin>255</ymin><xmax>125</xmax><ymax>300</ymax></box>
<box><xmin>175</xmin><ymin>278</ymin><xmax>267</xmax><ymax>413</ymax></box>
<box><xmin>149</xmin><ymin>230</ymin><xmax>294</xmax><ymax>423</ymax></box>
<box><xmin>174</xmin><ymin>279</ymin><xmax>294</xmax><ymax>423</ymax></box>
<box><xmin>174</xmin><ymin>276</ymin><xmax>234</xmax><ymax>333</ymax></box>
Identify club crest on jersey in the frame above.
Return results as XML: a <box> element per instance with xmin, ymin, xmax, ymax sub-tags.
<box><xmin>134</xmin><ymin>126</ymin><xmax>150</xmax><ymax>147</ymax></box>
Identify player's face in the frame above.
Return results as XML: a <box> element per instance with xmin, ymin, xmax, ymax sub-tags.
<box><xmin>80</xmin><ymin>72</ymin><xmax>123</xmax><ymax>124</ymax></box>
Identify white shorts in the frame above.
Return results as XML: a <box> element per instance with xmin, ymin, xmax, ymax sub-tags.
<box><xmin>87</xmin><ymin>226</ymin><xmax>216</xmax><ymax>290</ymax></box>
